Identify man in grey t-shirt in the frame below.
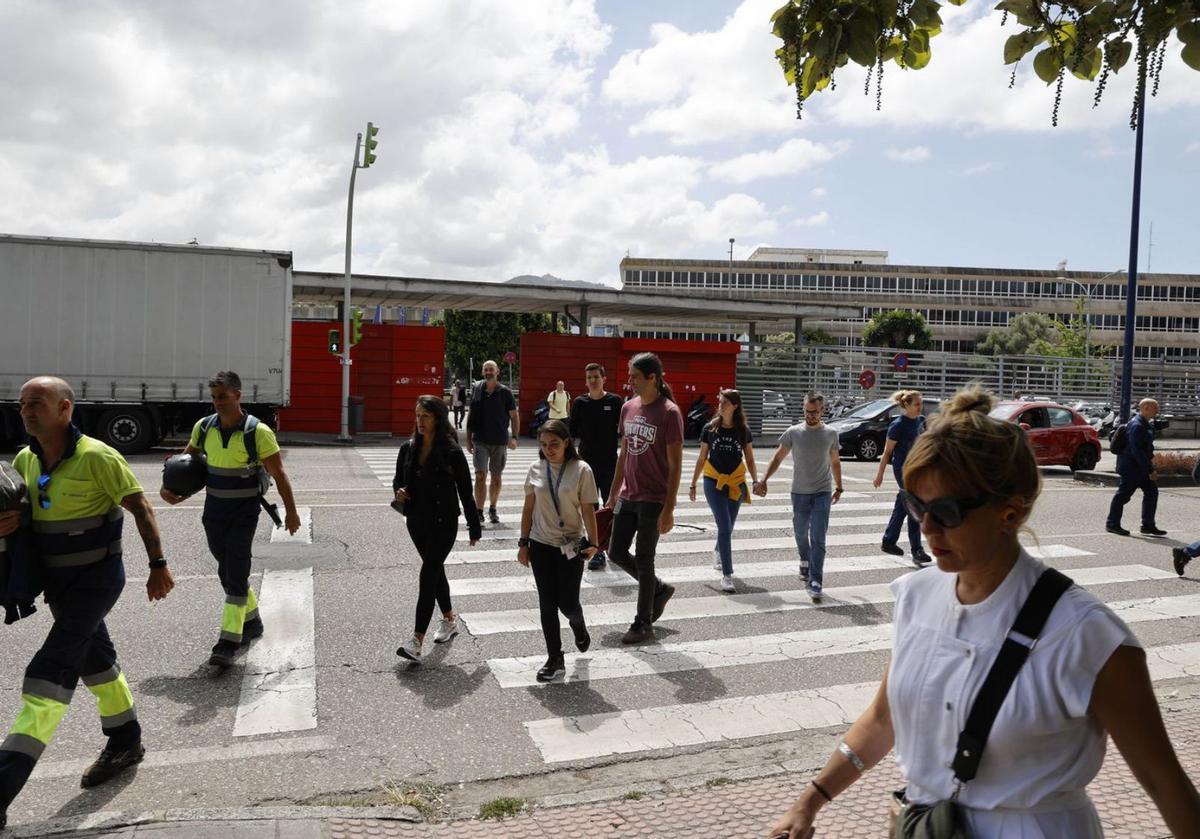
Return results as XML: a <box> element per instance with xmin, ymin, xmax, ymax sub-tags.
<box><xmin>755</xmin><ymin>392</ymin><xmax>843</xmax><ymax>602</ymax></box>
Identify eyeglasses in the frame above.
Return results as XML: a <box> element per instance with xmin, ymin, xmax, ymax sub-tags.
<box><xmin>37</xmin><ymin>473</ymin><xmax>51</xmax><ymax>509</ymax></box>
<box><xmin>902</xmin><ymin>490</ymin><xmax>990</xmax><ymax>529</ymax></box>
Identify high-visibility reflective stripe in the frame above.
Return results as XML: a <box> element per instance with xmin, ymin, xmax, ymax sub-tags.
<box><xmin>206</xmin><ymin>487</ymin><xmax>260</xmax><ymax>498</ymax></box>
<box><xmin>100</xmin><ymin>707</ymin><xmax>138</xmax><ymax>728</ymax></box>
<box><xmin>1</xmin><ymin>732</ymin><xmax>46</xmax><ymax>760</ymax></box>
<box><xmin>42</xmin><ymin>540</ymin><xmax>123</xmax><ymax>568</ymax></box>
<box><xmin>21</xmin><ymin>677</ymin><xmax>74</xmax><ymax>705</ymax></box>
<box><xmin>31</xmin><ymin>508</ymin><xmax>123</xmax><ymax>534</ymax></box>
<box><xmin>245</xmin><ymin>588</ymin><xmax>259</xmax><ymax>622</ymax></box>
<box><xmin>10</xmin><ymin>693</ymin><xmax>70</xmax><ymax>747</ymax></box>
<box><xmin>207</xmin><ymin>466</ymin><xmax>256</xmax><ymax>477</ymax></box>
<box><xmin>85</xmin><ymin>671</ymin><xmax>136</xmax><ymax>723</ymax></box>
<box><xmin>81</xmin><ymin>665</ymin><xmax>121</xmax><ymax>687</ymax></box>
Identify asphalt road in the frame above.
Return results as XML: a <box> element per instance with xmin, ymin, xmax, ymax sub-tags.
<box><xmin>3</xmin><ymin>441</ymin><xmax>1200</xmax><ymax>828</ymax></box>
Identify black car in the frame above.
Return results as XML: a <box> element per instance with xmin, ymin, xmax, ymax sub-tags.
<box><xmin>825</xmin><ymin>398</ymin><xmax>939</xmax><ymax>461</ymax></box>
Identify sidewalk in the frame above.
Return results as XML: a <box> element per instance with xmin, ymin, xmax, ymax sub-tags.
<box><xmin>23</xmin><ymin>692</ymin><xmax>1198</xmax><ymax>838</ymax></box>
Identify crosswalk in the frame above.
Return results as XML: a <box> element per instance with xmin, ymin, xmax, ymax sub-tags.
<box><xmin>356</xmin><ymin>446</ymin><xmax>1200</xmax><ymax>770</ymax></box>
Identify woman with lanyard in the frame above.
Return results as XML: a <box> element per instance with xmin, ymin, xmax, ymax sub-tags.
<box><xmin>689</xmin><ymin>389</ymin><xmax>757</xmax><ymax>593</ymax></box>
<box><xmin>872</xmin><ymin>390</ymin><xmax>931</xmax><ymax>568</ymax></box>
<box><xmin>517</xmin><ymin>420</ymin><xmax>600</xmax><ymax>682</ymax></box>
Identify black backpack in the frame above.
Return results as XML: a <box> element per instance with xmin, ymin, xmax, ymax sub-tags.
<box><xmin>1108</xmin><ymin>423</ymin><xmax>1128</xmax><ymax>455</ymax></box>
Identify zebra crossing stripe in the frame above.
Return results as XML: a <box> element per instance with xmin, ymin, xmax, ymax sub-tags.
<box><xmin>488</xmin><ymin>592</ymin><xmax>1200</xmax><ymax>688</ymax></box>
<box><xmin>448</xmin><ymin>545</ymin><xmax>1094</xmax><ymax>596</ymax></box>
<box><xmin>457</xmin><ymin>515</ymin><xmax>896</xmax><ymax>542</ymax></box>
<box><xmin>463</xmin><ymin>564</ymin><xmax>1169</xmax><ymax>635</ymax></box>
<box><xmin>523</xmin><ymin>638</ymin><xmax>1200</xmax><ymax>763</ymax></box>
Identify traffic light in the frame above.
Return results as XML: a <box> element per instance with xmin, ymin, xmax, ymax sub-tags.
<box><xmin>363</xmin><ymin>122</ymin><xmax>379</xmax><ymax>168</ymax></box>
<box><xmin>350</xmin><ymin>308</ymin><xmax>364</xmax><ymax>346</ymax></box>
<box><xmin>327</xmin><ymin>329</ymin><xmax>342</xmax><ymax>354</ymax></box>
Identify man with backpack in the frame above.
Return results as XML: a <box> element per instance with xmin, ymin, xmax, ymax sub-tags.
<box><xmin>1106</xmin><ymin>398</ymin><xmax>1165</xmax><ymax>537</ymax></box>
<box><xmin>160</xmin><ymin>371</ymin><xmax>300</xmax><ymax>667</ymax></box>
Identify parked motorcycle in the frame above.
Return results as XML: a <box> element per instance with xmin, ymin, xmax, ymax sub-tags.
<box><xmin>685</xmin><ymin>394</ymin><xmax>714</xmax><ymax>440</ymax></box>
<box><xmin>527</xmin><ymin>400</ymin><xmax>550</xmax><ymax>438</ymax></box>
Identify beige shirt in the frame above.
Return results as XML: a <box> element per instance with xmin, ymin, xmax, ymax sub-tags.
<box><xmin>524</xmin><ymin>458</ymin><xmax>598</xmax><ymax>548</ymax></box>
<box><xmin>547</xmin><ymin>390</ymin><xmax>571</xmax><ymax>419</ymax></box>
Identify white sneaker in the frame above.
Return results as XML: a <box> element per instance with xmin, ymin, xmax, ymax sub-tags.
<box><xmin>433</xmin><ymin>618</ymin><xmax>459</xmax><ymax>644</ymax></box>
<box><xmin>396</xmin><ymin>634</ymin><xmax>422</xmax><ymax>662</ymax></box>
<box><xmin>713</xmin><ymin>548</ymin><xmax>722</xmax><ymax>571</ymax></box>
<box><xmin>720</xmin><ymin>575</ymin><xmax>736</xmax><ymax>593</ymax></box>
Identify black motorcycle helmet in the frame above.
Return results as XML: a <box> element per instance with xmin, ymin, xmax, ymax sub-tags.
<box><xmin>162</xmin><ymin>453</ymin><xmax>208</xmax><ymax>497</ymax></box>
<box><xmin>0</xmin><ymin>462</ymin><xmax>30</xmax><ymax>514</ymax></box>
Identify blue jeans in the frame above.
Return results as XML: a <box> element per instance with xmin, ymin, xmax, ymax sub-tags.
<box><xmin>882</xmin><ymin>468</ymin><xmax>922</xmax><ymax>551</ymax></box>
<box><xmin>791</xmin><ymin>492</ymin><xmax>832</xmax><ymax>588</ymax></box>
<box><xmin>1184</xmin><ymin>539</ymin><xmax>1200</xmax><ymax>558</ymax></box>
<box><xmin>703</xmin><ymin>477</ymin><xmax>743</xmax><ymax>576</ymax></box>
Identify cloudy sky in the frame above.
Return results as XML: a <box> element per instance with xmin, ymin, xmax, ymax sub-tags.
<box><xmin>2</xmin><ymin>0</ymin><xmax>1197</xmax><ymax>286</ymax></box>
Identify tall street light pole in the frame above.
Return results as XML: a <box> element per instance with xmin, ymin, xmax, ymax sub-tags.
<box><xmin>1119</xmin><ymin>87</ymin><xmax>1146</xmax><ymax>423</ymax></box>
<box><xmin>728</xmin><ymin>237</ymin><xmax>735</xmax><ymax>266</ymax></box>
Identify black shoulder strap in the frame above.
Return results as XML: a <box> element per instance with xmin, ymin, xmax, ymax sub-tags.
<box><xmin>951</xmin><ymin>567</ymin><xmax>1073</xmax><ymax>784</ymax></box>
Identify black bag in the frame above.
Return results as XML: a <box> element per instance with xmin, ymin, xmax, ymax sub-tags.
<box><xmin>1108</xmin><ymin>422</ymin><xmax>1128</xmax><ymax>455</ymax></box>
<box><xmin>889</xmin><ymin>568</ymin><xmax>1074</xmax><ymax>839</ymax></box>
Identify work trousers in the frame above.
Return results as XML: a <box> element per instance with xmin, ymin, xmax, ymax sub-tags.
<box><xmin>608</xmin><ymin>499</ymin><xmax>668</xmax><ymax>626</ymax></box>
<box><xmin>204</xmin><ymin>513</ymin><xmax>261</xmax><ymax>644</ymax></box>
<box><xmin>1</xmin><ymin>557</ymin><xmax>139</xmax><ymax>811</ymax></box>
<box><xmin>1106</xmin><ymin>469</ymin><xmax>1159</xmax><ymax>529</ymax></box>
<box><xmin>407</xmin><ymin>517</ymin><xmax>458</xmax><ymax>635</ymax></box>
<box><xmin>528</xmin><ymin>540</ymin><xmax>585</xmax><ymax>658</ymax></box>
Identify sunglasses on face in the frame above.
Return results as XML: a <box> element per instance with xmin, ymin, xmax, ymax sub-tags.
<box><xmin>37</xmin><ymin>473</ymin><xmax>51</xmax><ymax>509</ymax></box>
<box><xmin>902</xmin><ymin>490</ymin><xmax>990</xmax><ymax>529</ymax></box>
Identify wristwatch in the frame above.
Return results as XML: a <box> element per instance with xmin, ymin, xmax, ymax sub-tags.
<box><xmin>517</xmin><ymin>537</ymin><xmax>530</xmax><ymax>548</ymax></box>
<box><xmin>148</xmin><ymin>558</ymin><xmax>168</xmax><ymax>570</ymax></box>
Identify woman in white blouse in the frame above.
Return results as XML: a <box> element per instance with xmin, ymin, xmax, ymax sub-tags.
<box><xmin>768</xmin><ymin>386</ymin><xmax>1199</xmax><ymax>838</ymax></box>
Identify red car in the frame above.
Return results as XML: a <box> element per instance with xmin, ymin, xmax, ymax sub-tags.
<box><xmin>988</xmin><ymin>401</ymin><xmax>1103</xmax><ymax>471</ymax></box>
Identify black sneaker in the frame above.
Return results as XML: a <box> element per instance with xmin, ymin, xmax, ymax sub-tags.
<box><xmin>240</xmin><ymin>617</ymin><xmax>264</xmax><ymax>645</ymax></box>
<box><xmin>1173</xmin><ymin>548</ymin><xmax>1190</xmax><ymax>577</ymax></box>
<box><xmin>536</xmin><ymin>655</ymin><xmax>566</xmax><ymax>683</ymax></box>
<box><xmin>570</xmin><ymin>616</ymin><xmax>591</xmax><ymax>652</ymax></box>
<box><xmin>911</xmin><ymin>548</ymin><xmax>932</xmax><ymax>568</ymax></box>
<box><xmin>587</xmin><ymin>551</ymin><xmax>606</xmax><ymax>571</ymax></box>
<box><xmin>488</xmin><ymin>507</ymin><xmax>501</xmax><ymax>525</ymax></box>
<box><xmin>651</xmin><ymin>584</ymin><xmax>675</xmax><ymax>622</ymax></box>
<box><xmin>80</xmin><ymin>742</ymin><xmax>145</xmax><ymax>788</ymax></box>
<box><xmin>622</xmin><ymin>620</ymin><xmax>654</xmax><ymax>645</ymax></box>
<box><xmin>880</xmin><ymin>541</ymin><xmax>904</xmax><ymax>557</ymax></box>
<box><xmin>1140</xmin><ymin>525</ymin><xmax>1167</xmax><ymax>536</ymax></box>
<box><xmin>209</xmin><ymin>639</ymin><xmax>240</xmax><ymax>667</ymax></box>
<box><xmin>1106</xmin><ymin>524</ymin><xmax>1131</xmax><ymax>536</ymax></box>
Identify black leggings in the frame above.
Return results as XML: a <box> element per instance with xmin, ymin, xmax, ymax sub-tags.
<box><xmin>529</xmin><ymin>540</ymin><xmax>585</xmax><ymax>658</ymax></box>
<box><xmin>406</xmin><ymin>519</ymin><xmax>458</xmax><ymax>635</ymax></box>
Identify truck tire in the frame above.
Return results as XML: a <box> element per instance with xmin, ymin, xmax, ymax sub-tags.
<box><xmin>97</xmin><ymin>408</ymin><xmax>154</xmax><ymax>454</ymax></box>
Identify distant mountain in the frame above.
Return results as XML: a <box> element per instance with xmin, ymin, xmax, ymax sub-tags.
<box><xmin>506</xmin><ymin>273</ymin><xmax>610</xmax><ymax>290</ymax></box>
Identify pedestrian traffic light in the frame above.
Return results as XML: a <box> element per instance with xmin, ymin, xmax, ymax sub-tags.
<box><xmin>350</xmin><ymin>308</ymin><xmax>364</xmax><ymax>346</ymax></box>
<box><xmin>363</xmin><ymin>122</ymin><xmax>379</xmax><ymax>168</ymax></box>
<box><xmin>328</xmin><ymin>329</ymin><xmax>342</xmax><ymax>354</ymax></box>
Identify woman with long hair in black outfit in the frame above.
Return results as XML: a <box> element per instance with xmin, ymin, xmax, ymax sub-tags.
<box><xmin>394</xmin><ymin>395</ymin><xmax>481</xmax><ymax>664</ymax></box>
<box><xmin>517</xmin><ymin>420</ymin><xmax>600</xmax><ymax>682</ymax></box>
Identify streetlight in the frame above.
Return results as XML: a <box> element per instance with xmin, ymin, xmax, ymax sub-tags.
<box><xmin>728</xmin><ymin>237</ymin><xmax>735</xmax><ymax>266</ymax></box>
<box><xmin>1054</xmin><ymin>268</ymin><xmax>1124</xmax><ymax>361</ymax></box>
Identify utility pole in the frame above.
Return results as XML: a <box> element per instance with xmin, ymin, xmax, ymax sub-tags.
<box><xmin>728</xmin><ymin>237</ymin><xmax>735</xmax><ymax>266</ymax></box>
<box><xmin>1119</xmin><ymin>89</ymin><xmax>1145</xmax><ymax>423</ymax></box>
<box><xmin>338</xmin><ymin>121</ymin><xmax>380</xmax><ymax>442</ymax></box>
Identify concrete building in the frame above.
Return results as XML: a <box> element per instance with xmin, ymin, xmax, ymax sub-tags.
<box><xmin>618</xmin><ymin>251</ymin><xmax>1200</xmax><ymax>362</ymax></box>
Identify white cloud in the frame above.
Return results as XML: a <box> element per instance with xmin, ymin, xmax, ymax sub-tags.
<box><xmin>1188</xmin><ymin>141</ymin><xmax>1200</xmax><ymax>153</ymax></box>
<box><xmin>809</xmin><ymin>186</ymin><xmax>828</xmax><ymax>198</ymax></box>
<box><xmin>962</xmin><ymin>162</ymin><xmax>997</xmax><ymax>175</ymax></box>
<box><xmin>709</xmin><ymin>138</ymin><xmax>849</xmax><ymax>184</ymax></box>
<box><xmin>794</xmin><ymin>211</ymin><xmax>829</xmax><ymax>226</ymax></box>
<box><xmin>884</xmin><ymin>146</ymin><xmax>931</xmax><ymax>163</ymax></box>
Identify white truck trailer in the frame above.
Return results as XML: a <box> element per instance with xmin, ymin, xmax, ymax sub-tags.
<box><xmin>0</xmin><ymin>234</ymin><xmax>293</xmax><ymax>453</ymax></box>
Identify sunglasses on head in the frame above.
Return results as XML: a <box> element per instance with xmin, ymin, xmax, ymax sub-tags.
<box><xmin>902</xmin><ymin>490</ymin><xmax>990</xmax><ymax>529</ymax></box>
<box><xmin>37</xmin><ymin>473</ymin><xmax>51</xmax><ymax>510</ymax></box>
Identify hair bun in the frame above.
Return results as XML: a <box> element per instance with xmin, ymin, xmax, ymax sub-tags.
<box><xmin>942</xmin><ymin>385</ymin><xmax>995</xmax><ymax>419</ymax></box>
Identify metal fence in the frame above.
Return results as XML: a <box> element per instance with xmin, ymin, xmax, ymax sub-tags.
<box><xmin>735</xmin><ymin>343</ymin><xmax>1200</xmax><ymax>436</ymax></box>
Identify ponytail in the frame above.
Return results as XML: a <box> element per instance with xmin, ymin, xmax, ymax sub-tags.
<box><xmin>657</xmin><ymin>378</ymin><xmax>675</xmax><ymax>403</ymax></box>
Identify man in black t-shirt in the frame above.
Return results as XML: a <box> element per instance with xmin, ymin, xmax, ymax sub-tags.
<box><xmin>466</xmin><ymin>360</ymin><xmax>518</xmax><ymax>524</ymax></box>
<box><xmin>569</xmin><ymin>362</ymin><xmax>623</xmax><ymax>569</ymax></box>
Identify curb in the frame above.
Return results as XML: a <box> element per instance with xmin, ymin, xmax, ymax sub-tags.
<box><xmin>1072</xmin><ymin>470</ymin><xmax>1197</xmax><ymax>487</ymax></box>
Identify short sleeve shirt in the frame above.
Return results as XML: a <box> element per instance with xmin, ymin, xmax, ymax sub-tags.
<box><xmin>888</xmin><ymin>550</ymin><xmax>1137</xmax><ymax>834</ymax></box>
<box><xmin>14</xmin><ymin>435</ymin><xmax>142</xmax><ymax>523</ymax></box>
<box><xmin>618</xmin><ymin>396</ymin><xmax>684</xmax><ymax>503</ymax></box>
<box><xmin>700</xmin><ymin>425</ymin><xmax>751</xmax><ymax>475</ymax></box>
<box><xmin>190</xmin><ymin>414</ymin><xmax>280</xmax><ymax>517</ymax></box>
<box><xmin>471</xmin><ymin>383</ymin><xmax>517</xmax><ymax>445</ymax></box>
<box><xmin>887</xmin><ymin>414</ymin><xmax>925</xmax><ymax>468</ymax></box>
<box><xmin>525</xmin><ymin>458</ymin><xmax>598</xmax><ymax>547</ymax></box>
<box><xmin>777</xmin><ymin>423</ymin><xmax>839</xmax><ymax>494</ymax></box>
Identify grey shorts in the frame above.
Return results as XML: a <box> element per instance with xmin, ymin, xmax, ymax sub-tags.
<box><xmin>472</xmin><ymin>442</ymin><xmax>508</xmax><ymax>476</ymax></box>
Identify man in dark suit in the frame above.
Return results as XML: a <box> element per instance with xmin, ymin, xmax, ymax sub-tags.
<box><xmin>1106</xmin><ymin>398</ymin><xmax>1165</xmax><ymax>537</ymax></box>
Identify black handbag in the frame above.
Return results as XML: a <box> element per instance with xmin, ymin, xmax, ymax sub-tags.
<box><xmin>889</xmin><ymin>567</ymin><xmax>1074</xmax><ymax>839</ymax></box>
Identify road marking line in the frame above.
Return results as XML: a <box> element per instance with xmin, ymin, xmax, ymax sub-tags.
<box><xmin>233</xmin><ymin>568</ymin><xmax>318</xmax><ymax>737</ymax></box>
<box><xmin>30</xmin><ymin>735</ymin><xmax>336</xmax><ymax>780</ymax></box>
<box><xmin>524</xmin><ymin>639</ymin><xmax>1200</xmax><ymax>763</ymax></box>
<box><xmin>269</xmin><ymin>506</ymin><xmax>312</xmax><ymax>544</ymax></box>
<box><xmin>450</xmin><ymin>545</ymin><xmax>1093</xmax><ymax>596</ymax></box>
<box><xmin>489</xmin><ymin>593</ymin><xmax>1200</xmax><ymax>688</ymax></box>
<box><xmin>464</xmin><ymin>564</ymin><xmax>1167</xmax><ymax>634</ymax></box>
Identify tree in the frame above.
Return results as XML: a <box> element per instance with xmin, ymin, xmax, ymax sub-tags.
<box><xmin>976</xmin><ymin>312</ymin><xmax>1057</xmax><ymax>354</ymax></box>
<box><xmin>861</xmin><ymin>309</ymin><xmax>934</xmax><ymax>349</ymax></box>
<box><xmin>443</xmin><ymin>310</ymin><xmax>557</xmax><ymax>383</ymax></box>
<box><xmin>771</xmin><ymin>0</ymin><xmax>1200</xmax><ymax>126</ymax></box>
